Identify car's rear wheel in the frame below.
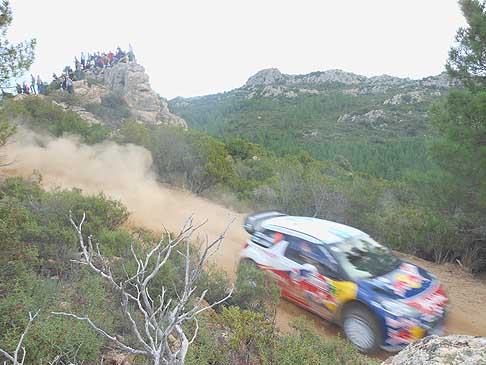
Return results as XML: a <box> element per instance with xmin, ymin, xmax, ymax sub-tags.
<box><xmin>342</xmin><ymin>303</ymin><xmax>381</xmax><ymax>354</ymax></box>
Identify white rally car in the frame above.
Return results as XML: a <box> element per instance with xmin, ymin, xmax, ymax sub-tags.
<box><xmin>240</xmin><ymin>211</ymin><xmax>449</xmax><ymax>354</ymax></box>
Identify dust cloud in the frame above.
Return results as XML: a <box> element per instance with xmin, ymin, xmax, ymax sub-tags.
<box><xmin>3</xmin><ymin>127</ymin><xmax>246</xmax><ymax>275</ymax></box>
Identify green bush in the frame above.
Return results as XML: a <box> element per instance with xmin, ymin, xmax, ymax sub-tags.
<box><xmin>187</xmin><ymin>308</ymin><xmax>376</xmax><ymax>365</ymax></box>
<box><xmin>1</xmin><ymin>97</ymin><xmax>110</xmax><ymax>144</ymax></box>
<box><xmin>273</xmin><ymin>317</ymin><xmax>375</xmax><ymax>365</ymax></box>
<box><xmin>231</xmin><ymin>260</ymin><xmax>280</xmax><ymax>318</ymax></box>
<box><xmin>85</xmin><ymin>92</ymin><xmax>131</xmax><ymax>125</ymax></box>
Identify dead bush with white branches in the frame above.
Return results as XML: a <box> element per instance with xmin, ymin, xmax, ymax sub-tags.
<box><xmin>53</xmin><ymin>212</ymin><xmax>233</xmax><ymax>365</ymax></box>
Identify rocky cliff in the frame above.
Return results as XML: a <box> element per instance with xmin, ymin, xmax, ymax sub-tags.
<box><xmin>66</xmin><ymin>62</ymin><xmax>187</xmax><ymax>128</ymax></box>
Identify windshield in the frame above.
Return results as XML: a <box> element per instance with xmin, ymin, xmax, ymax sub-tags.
<box><xmin>327</xmin><ymin>237</ymin><xmax>401</xmax><ymax>281</ymax></box>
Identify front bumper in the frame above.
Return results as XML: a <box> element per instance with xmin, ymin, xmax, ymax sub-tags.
<box><xmin>381</xmin><ymin>311</ymin><xmax>447</xmax><ymax>351</ymax></box>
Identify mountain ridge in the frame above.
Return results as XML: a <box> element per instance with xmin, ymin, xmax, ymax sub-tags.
<box><xmin>171</xmin><ymin>68</ymin><xmax>453</xmax><ymax>102</ymax></box>
<box><xmin>169</xmin><ymin>67</ymin><xmax>456</xmax><ymax>179</ymax></box>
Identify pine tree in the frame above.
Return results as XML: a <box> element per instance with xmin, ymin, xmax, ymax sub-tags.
<box><xmin>0</xmin><ymin>0</ymin><xmax>36</xmax><ymax>87</ymax></box>
<box><xmin>429</xmin><ymin>0</ymin><xmax>486</xmax><ymax>270</ymax></box>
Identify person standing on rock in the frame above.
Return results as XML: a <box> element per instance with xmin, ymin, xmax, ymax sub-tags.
<box><xmin>66</xmin><ymin>77</ymin><xmax>74</xmax><ymax>94</ymax></box>
<box><xmin>30</xmin><ymin>74</ymin><xmax>36</xmax><ymax>94</ymax></box>
<box><xmin>36</xmin><ymin>75</ymin><xmax>43</xmax><ymax>94</ymax></box>
<box><xmin>128</xmin><ymin>44</ymin><xmax>136</xmax><ymax>62</ymax></box>
<box><xmin>80</xmin><ymin>52</ymin><xmax>86</xmax><ymax>69</ymax></box>
<box><xmin>107</xmin><ymin>51</ymin><xmax>114</xmax><ymax>66</ymax></box>
<box><xmin>60</xmin><ymin>75</ymin><xmax>67</xmax><ymax>92</ymax></box>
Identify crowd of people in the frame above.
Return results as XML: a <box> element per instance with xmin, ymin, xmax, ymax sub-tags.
<box><xmin>77</xmin><ymin>45</ymin><xmax>136</xmax><ymax>72</ymax></box>
<box><xmin>7</xmin><ymin>45</ymin><xmax>136</xmax><ymax>96</ymax></box>
<box><xmin>13</xmin><ymin>74</ymin><xmax>44</xmax><ymax>95</ymax></box>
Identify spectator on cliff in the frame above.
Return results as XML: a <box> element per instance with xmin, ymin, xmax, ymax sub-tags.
<box><xmin>74</xmin><ymin>56</ymin><xmax>80</xmax><ymax>69</ymax></box>
<box><xmin>36</xmin><ymin>75</ymin><xmax>43</xmax><ymax>94</ymax></box>
<box><xmin>60</xmin><ymin>75</ymin><xmax>67</xmax><ymax>91</ymax></box>
<box><xmin>107</xmin><ymin>51</ymin><xmax>114</xmax><ymax>65</ymax></box>
<box><xmin>115</xmin><ymin>47</ymin><xmax>125</xmax><ymax>63</ymax></box>
<box><xmin>66</xmin><ymin>77</ymin><xmax>74</xmax><ymax>94</ymax></box>
<box><xmin>16</xmin><ymin>83</ymin><xmax>22</xmax><ymax>94</ymax></box>
<box><xmin>23</xmin><ymin>82</ymin><xmax>30</xmax><ymax>94</ymax></box>
<box><xmin>128</xmin><ymin>44</ymin><xmax>135</xmax><ymax>62</ymax></box>
<box><xmin>80</xmin><ymin>52</ymin><xmax>86</xmax><ymax>69</ymax></box>
<box><xmin>30</xmin><ymin>74</ymin><xmax>36</xmax><ymax>94</ymax></box>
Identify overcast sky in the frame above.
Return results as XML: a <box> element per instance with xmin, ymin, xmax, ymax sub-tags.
<box><xmin>8</xmin><ymin>0</ymin><xmax>466</xmax><ymax>99</ymax></box>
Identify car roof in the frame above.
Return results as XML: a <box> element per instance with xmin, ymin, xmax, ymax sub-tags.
<box><xmin>261</xmin><ymin>215</ymin><xmax>367</xmax><ymax>244</ymax></box>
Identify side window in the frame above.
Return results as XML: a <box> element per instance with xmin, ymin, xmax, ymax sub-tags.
<box><xmin>284</xmin><ymin>238</ymin><xmax>340</xmax><ymax>279</ymax></box>
<box><xmin>283</xmin><ymin>237</ymin><xmax>306</xmax><ymax>264</ymax></box>
<box><xmin>251</xmin><ymin>230</ymin><xmax>283</xmax><ymax>248</ymax></box>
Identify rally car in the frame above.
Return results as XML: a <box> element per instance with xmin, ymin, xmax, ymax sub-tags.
<box><xmin>240</xmin><ymin>211</ymin><xmax>449</xmax><ymax>353</ymax></box>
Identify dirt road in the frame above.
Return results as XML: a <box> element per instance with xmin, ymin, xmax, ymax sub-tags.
<box><xmin>4</xmin><ymin>132</ymin><xmax>486</xmax><ymax>350</ymax></box>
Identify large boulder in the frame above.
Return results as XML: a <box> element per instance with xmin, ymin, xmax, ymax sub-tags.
<box><xmin>382</xmin><ymin>335</ymin><xmax>486</xmax><ymax>365</ymax></box>
<box><xmin>82</xmin><ymin>62</ymin><xmax>187</xmax><ymax>128</ymax></box>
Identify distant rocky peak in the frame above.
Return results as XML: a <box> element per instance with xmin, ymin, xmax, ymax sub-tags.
<box><xmin>245</xmin><ymin>68</ymin><xmax>285</xmax><ymax>87</ymax></box>
<box><xmin>294</xmin><ymin>69</ymin><xmax>366</xmax><ymax>85</ymax></box>
<box><xmin>245</xmin><ymin>68</ymin><xmax>367</xmax><ymax>88</ymax></box>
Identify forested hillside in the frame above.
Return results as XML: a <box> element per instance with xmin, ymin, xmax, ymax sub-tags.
<box><xmin>170</xmin><ymin>70</ymin><xmax>453</xmax><ymax>179</ymax></box>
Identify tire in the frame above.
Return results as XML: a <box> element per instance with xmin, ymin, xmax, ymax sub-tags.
<box><xmin>342</xmin><ymin>303</ymin><xmax>381</xmax><ymax>354</ymax></box>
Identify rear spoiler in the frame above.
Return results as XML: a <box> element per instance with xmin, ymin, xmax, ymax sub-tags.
<box><xmin>243</xmin><ymin>211</ymin><xmax>286</xmax><ymax>234</ymax></box>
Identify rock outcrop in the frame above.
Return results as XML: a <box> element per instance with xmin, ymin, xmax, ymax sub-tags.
<box><xmin>238</xmin><ymin>68</ymin><xmax>455</xmax><ymax>99</ymax></box>
<box><xmin>245</xmin><ymin>68</ymin><xmax>286</xmax><ymax>87</ymax></box>
<box><xmin>72</xmin><ymin>62</ymin><xmax>187</xmax><ymax>128</ymax></box>
<box><xmin>100</xmin><ymin>62</ymin><xmax>186</xmax><ymax>127</ymax></box>
<box><xmin>382</xmin><ymin>335</ymin><xmax>486</xmax><ymax>365</ymax></box>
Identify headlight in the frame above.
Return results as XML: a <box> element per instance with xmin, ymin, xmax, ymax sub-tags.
<box><xmin>381</xmin><ymin>299</ymin><xmax>421</xmax><ymax>318</ymax></box>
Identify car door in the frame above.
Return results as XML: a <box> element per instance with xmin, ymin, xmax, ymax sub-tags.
<box><xmin>276</xmin><ymin>235</ymin><xmax>312</xmax><ymax>308</ymax></box>
<box><xmin>282</xmin><ymin>238</ymin><xmax>357</xmax><ymax>320</ymax></box>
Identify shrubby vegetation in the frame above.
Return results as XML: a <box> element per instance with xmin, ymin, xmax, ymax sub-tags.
<box><xmin>170</xmin><ymin>77</ymin><xmax>435</xmax><ymax>181</ymax></box>
<box><xmin>85</xmin><ymin>91</ymin><xmax>131</xmax><ymax>126</ymax></box>
<box><xmin>1</xmin><ymin>83</ymin><xmax>484</xmax><ymax>272</ymax></box>
<box><xmin>0</xmin><ymin>97</ymin><xmax>110</xmax><ymax>144</ymax></box>
<box><xmin>0</xmin><ymin>178</ymin><xmax>373</xmax><ymax>363</ymax></box>
<box><xmin>0</xmin><ymin>178</ymin><xmax>126</xmax><ymax>362</ymax></box>
<box><xmin>113</xmin><ymin>118</ymin><xmax>485</xmax><ymax>272</ymax></box>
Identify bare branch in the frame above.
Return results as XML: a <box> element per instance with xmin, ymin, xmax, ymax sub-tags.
<box><xmin>51</xmin><ymin>312</ymin><xmax>148</xmax><ymax>356</ymax></box>
<box><xmin>57</xmin><ymin>213</ymin><xmax>234</xmax><ymax>365</ymax></box>
<box><xmin>0</xmin><ymin>310</ymin><xmax>40</xmax><ymax>365</ymax></box>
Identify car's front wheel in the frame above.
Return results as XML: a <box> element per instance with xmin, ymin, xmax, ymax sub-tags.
<box><xmin>342</xmin><ymin>303</ymin><xmax>381</xmax><ymax>354</ymax></box>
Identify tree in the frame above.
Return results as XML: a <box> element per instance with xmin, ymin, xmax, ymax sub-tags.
<box><xmin>0</xmin><ymin>118</ymin><xmax>15</xmax><ymax>165</ymax></box>
<box><xmin>53</xmin><ymin>213</ymin><xmax>233</xmax><ymax>365</ymax></box>
<box><xmin>429</xmin><ymin>0</ymin><xmax>486</xmax><ymax>271</ymax></box>
<box><xmin>0</xmin><ymin>0</ymin><xmax>36</xmax><ymax>87</ymax></box>
<box><xmin>447</xmin><ymin>0</ymin><xmax>486</xmax><ymax>90</ymax></box>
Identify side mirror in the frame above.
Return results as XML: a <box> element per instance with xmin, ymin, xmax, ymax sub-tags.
<box><xmin>301</xmin><ymin>263</ymin><xmax>318</xmax><ymax>274</ymax></box>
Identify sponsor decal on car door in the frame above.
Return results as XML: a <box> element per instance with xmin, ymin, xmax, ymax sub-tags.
<box><xmin>281</xmin><ymin>237</ymin><xmax>357</xmax><ymax>319</ymax></box>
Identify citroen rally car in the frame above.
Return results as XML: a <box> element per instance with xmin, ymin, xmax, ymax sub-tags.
<box><xmin>240</xmin><ymin>211</ymin><xmax>449</xmax><ymax>353</ymax></box>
